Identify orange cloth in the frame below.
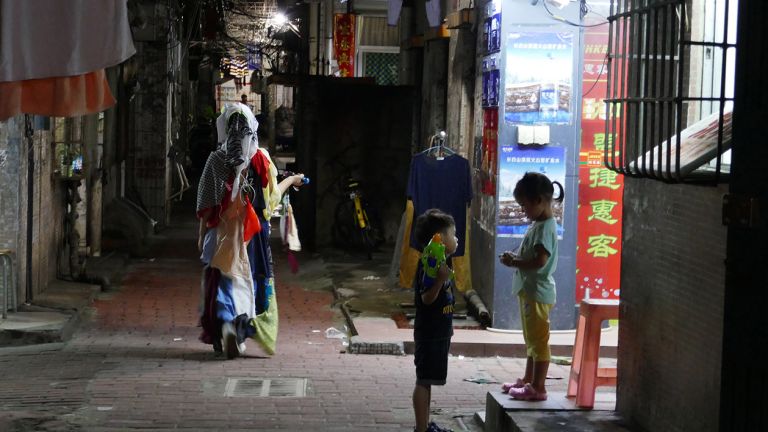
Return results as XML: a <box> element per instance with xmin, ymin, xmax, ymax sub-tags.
<box><xmin>243</xmin><ymin>199</ymin><xmax>261</xmax><ymax>243</ymax></box>
<box><xmin>0</xmin><ymin>69</ymin><xmax>115</xmax><ymax>121</ymax></box>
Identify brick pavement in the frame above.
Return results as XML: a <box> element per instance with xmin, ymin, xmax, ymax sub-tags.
<box><xmin>0</xmin><ymin>219</ymin><xmax>555</xmax><ymax>432</ymax></box>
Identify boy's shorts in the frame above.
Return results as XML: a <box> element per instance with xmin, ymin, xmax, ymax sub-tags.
<box><xmin>414</xmin><ymin>338</ymin><xmax>451</xmax><ymax>386</ymax></box>
<box><xmin>519</xmin><ymin>293</ymin><xmax>553</xmax><ymax>362</ymax></box>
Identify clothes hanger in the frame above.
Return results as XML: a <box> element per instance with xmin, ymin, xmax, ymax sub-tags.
<box><xmin>420</xmin><ymin>131</ymin><xmax>456</xmax><ymax>158</ymax></box>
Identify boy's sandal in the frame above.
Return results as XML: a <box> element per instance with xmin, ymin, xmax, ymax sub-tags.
<box><xmin>510</xmin><ymin>383</ymin><xmax>548</xmax><ymax>401</ymax></box>
<box><xmin>500</xmin><ymin>378</ymin><xmax>526</xmax><ymax>394</ymax></box>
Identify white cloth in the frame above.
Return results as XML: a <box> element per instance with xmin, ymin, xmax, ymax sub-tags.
<box><xmin>0</xmin><ymin>0</ymin><xmax>136</xmax><ymax>82</ymax></box>
<box><xmin>216</xmin><ymin>103</ymin><xmax>259</xmax><ymax>202</ymax></box>
<box><xmin>388</xmin><ymin>0</ymin><xmax>403</xmax><ymax>26</ymax></box>
<box><xmin>426</xmin><ymin>0</ymin><xmax>442</xmax><ymax>27</ymax></box>
<box><xmin>280</xmin><ymin>201</ymin><xmax>302</xmax><ymax>252</ymax></box>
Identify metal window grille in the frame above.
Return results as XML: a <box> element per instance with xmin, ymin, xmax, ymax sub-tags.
<box><xmin>604</xmin><ymin>0</ymin><xmax>737</xmax><ymax>183</ymax></box>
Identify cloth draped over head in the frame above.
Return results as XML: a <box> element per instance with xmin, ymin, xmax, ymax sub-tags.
<box><xmin>216</xmin><ymin>102</ymin><xmax>259</xmax><ymax>202</ymax></box>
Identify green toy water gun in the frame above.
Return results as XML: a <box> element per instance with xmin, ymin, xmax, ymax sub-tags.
<box><xmin>421</xmin><ymin>233</ymin><xmax>454</xmax><ymax>287</ymax></box>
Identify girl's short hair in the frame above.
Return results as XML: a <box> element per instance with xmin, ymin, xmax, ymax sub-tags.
<box><xmin>513</xmin><ymin>172</ymin><xmax>565</xmax><ymax>203</ymax></box>
<box><xmin>413</xmin><ymin>209</ymin><xmax>455</xmax><ymax>249</ymax></box>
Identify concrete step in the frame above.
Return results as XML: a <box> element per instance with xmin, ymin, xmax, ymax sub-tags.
<box><xmin>482</xmin><ymin>390</ymin><xmax>631</xmax><ymax>432</ymax></box>
<box><xmin>0</xmin><ymin>279</ymin><xmax>101</xmax><ymax>347</ymax></box>
<box><xmin>31</xmin><ymin>280</ymin><xmax>101</xmax><ymax>311</ymax></box>
<box><xmin>0</xmin><ymin>310</ymin><xmax>77</xmax><ymax>346</ymax></box>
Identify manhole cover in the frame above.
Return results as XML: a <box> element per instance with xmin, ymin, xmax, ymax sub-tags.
<box><xmin>224</xmin><ymin>378</ymin><xmax>310</xmax><ymax>398</ymax></box>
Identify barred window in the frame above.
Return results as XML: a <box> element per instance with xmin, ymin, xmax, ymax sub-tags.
<box><xmin>605</xmin><ymin>0</ymin><xmax>738</xmax><ymax>183</ymax></box>
<box><xmin>53</xmin><ymin>117</ymin><xmax>85</xmax><ymax>179</ymax></box>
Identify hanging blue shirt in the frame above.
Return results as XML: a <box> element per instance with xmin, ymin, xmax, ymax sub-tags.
<box><xmin>407</xmin><ymin>153</ymin><xmax>473</xmax><ymax>256</ymax></box>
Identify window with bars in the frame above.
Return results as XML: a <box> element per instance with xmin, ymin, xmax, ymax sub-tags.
<box><xmin>604</xmin><ymin>0</ymin><xmax>738</xmax><ymax>183</ymax></box>
<box><xmin>53</xmin><ymin>117</ymin><xmax>85</xmax><ymax>178</ymax></box>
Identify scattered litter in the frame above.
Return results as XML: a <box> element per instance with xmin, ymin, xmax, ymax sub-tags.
<box><xmin>362</xmin><ymin>275</ymin><xmax>381</xmax><ymax>280</ymax></box>
<box><xmin>551</xmin><ymin>355</ymin><xmax>572</xmax><ymax>366</ymax></box>
<box><xmin>311</xmin><ymin>330</ymin><xmax>321</xmax><ymax>333</ymax></box>
<box><xmin>325</xmin><ymin>327</ymin><xmax>347</xmax><ymax>339</ymax></box>
<box><xmin>149</xmin><ymin>258</ymin><xmax>155</xmax><ymax>262</ymax></box>
<box><xmin>457</xmin><ymin>355</ymin><xmax>465</xmax><ymax>360</ymax></box>
<box><xmin>463</xmin><ymin>377</ymin><xmax>499</xmax><ymax>384</ymax></box>
<box><xmin>173</xmin><ymin>338</ymin><xmax>183</xmax><ymax>342</ymax></box>
<box><xmin>307</xmin><ymin>342</ymin><xmax>325</xmax><ymax>345</ymax></box>
<box><xmin>336</xmin><ymin>288</ymin><xmax>357</xmax><ymax>298</ymax></box>
<box><xmin>342</xmin><ymin>341</ymin><xmax>349</xmax><ymax>347</ymax></box>
<box><xmin>546</xmin><ymin>375</ymin><xmax>563</xmax><ymax>380</ymax></box>
<box><xmin>97</xmin><ymin>407</ymin><xmax>113</xmax><ymax>412</ymax></box>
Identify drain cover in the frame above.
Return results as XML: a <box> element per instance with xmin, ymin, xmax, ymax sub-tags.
<box><xmin>224</xmin><ymin>378</ymin><xmax>309</xmax><ymax>398</ymax></box>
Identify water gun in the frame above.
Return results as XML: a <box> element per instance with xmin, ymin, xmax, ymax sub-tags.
<box><xmin>421</xmin><ymin>233</ymin><xmax>454</xmax><ymax>287</ymax></box>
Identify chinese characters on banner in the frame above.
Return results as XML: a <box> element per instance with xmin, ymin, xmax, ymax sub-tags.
<box><xmin>576</xmin><ymin>27</ymin><xmax>624</xmax><ymax>303</ymax></box>
<box><xmin>333</xmin><ymin>14</ymin><xmax>355</xmax><ymax>78</ymax></box>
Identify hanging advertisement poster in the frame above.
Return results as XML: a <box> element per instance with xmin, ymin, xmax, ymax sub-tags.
<box><xmin>246</xmin><ymin>44</ymin><xmax>261</xmax><ymax>70</ymax></box>
<box><xmin>497</xmin><ymin>145</ymin><xmax>566</xmax><ymax>238</ymax></box>
<box><xmin>333</xmin><ymin>14</ymin><xmax>355</xmax><ymax>77</ymax></box>
<box><xmin>504</xmin><ymin>32</ymin><xmax>574</xmax><ymax>125</ymax></box>
<box><xmin>576</xmin><ymin>25</ymin><xmax>623</xmax><ymax>303</ymax></box>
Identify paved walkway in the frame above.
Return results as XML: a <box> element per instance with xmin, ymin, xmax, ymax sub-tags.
<box><xmin>0</xmin><ymin>214</ymin><xmax>566</xmax><ymax>431</ymax></box>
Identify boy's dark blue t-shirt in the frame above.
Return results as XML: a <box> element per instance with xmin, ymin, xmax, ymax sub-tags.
<box><xmin>414</xmin><ymin>261</ymin><xmax>455</xmax><ymax>341</ymax></box>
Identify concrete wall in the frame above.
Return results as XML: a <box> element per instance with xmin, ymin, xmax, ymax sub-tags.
<box><xmin>0</xmin><ymin>118</ymin><xmax>24</xmax><ymax>306</ymax></box>
<box><xmin>0</xmin><ymin>116</ymin><xmax>66</xmax><ymax>305</ymax></box>
<box><xmin>617</xmin><ymin>178</ymin><xmax>726</xmax><ymax>432</ymax></box>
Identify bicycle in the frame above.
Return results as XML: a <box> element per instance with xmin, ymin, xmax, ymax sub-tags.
<box><xmin>331</xmin><ymin>174</ymin><xmax>380</xmax><ymax>260</ymax></box>
<box><xmin>317</xmin><ymin>143</ymin><xmax>386</xmax><ymax>260</ymax></box>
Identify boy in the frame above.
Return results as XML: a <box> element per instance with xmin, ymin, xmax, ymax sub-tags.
<box><xmin>412</xmin><ymin>209</ymin><xmax>458</xmax><ymax>432</ymax></box>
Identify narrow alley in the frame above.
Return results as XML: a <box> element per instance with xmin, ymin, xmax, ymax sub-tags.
<box><xmin>0</xmin><ymin>205</ymin><xmax>526</xmax><ymax>431</ymax></box>
<box><xmin>3</xmin><ymin>1</ymin><xmax>767</xmax><ymax>431</ymax></box>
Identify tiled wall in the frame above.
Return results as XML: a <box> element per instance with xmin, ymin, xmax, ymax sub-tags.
<box><xmin>618</xmin><ymin>178</ymin><xmax>727</xmax><ymax>432</ymax></box>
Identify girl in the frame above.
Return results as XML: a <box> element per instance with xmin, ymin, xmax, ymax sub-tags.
<box><xmin>499</xmin><ymin>172</ymin><xmax>564</xmax><ymax>401</ymax></box>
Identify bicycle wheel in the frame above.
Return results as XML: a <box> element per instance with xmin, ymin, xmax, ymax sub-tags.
<box><xmin>332</xmin><ymin>200</ymin><xmax>357</xmax><ymax>248</ymax></box>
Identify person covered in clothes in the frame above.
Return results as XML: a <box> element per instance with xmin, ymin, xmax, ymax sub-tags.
<box><xmin>196</xmin><ymin>102</ymin><xmax>305</xmax><ymax>359</ymax></box>
<box><xmin>499</xmin><ymin>172</ymin><xmax>564</xmax><ymax>401</ymax></box>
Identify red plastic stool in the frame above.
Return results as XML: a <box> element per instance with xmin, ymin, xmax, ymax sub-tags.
<box><xmin>567</xmin><ymin>298</ymin><xmax>619</xmax><ymax>408</ymax></box>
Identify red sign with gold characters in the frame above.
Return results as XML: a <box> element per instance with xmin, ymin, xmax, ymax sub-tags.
<box><xmin>576</xmin><ymin>26</ymin><xmax>623</xmax><ymax>303</ymax></box>
<box><xmin>333</xmin><ymin>14</ymin><xmax>355</xmax><ymax>78</ymax></box>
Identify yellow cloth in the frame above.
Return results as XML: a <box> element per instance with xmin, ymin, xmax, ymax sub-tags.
<box><xmin>519</xmin><ymin>292</ymin><xmax>553</xmax><ymax>362</ymax></box>
<box><xmin>257</xmin><ymin>148</ymin><xmax>282</xmax><ymax>220</ymax></box>
<box><xmin>398</xmin><ymin>200</ymin><xmax>472</xmax><ymax>293</ymax></box>
<box><xmin>250</xmin><ymin>278</ymin><xmax>278</xmax><ymax>355</ymax></box>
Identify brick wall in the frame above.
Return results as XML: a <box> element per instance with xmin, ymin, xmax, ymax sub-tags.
<box><xmin>618</xmin><ymin>178</ymin><xmax>726</xmax><ymax>432</ymax></box>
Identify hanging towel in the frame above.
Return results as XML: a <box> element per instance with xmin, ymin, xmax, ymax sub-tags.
<box><xmin>426</xmin><ymin>0</ymin><xmax>442</xmax><ymax>27</ymax></box>
<box><xmin>388</xmin><ymin>0</ymin><xmax>403</xmax><ymax>26</ymax></box>
<box><xmin>0</xmin><ymin>0</ymin><xmax>135</xmax><ymax>82</ymax></box>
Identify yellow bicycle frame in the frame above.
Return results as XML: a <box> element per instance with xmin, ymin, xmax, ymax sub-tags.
<box><xmin>353</xmin><ymin>194</ymin><xmax>368</xmax><ymax>229</ymax></box>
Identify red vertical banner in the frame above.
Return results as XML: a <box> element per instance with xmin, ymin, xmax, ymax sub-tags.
<box><xmin>575</xmin><ymin>27</ymin><xmax>624</xmax><ymax>303</ymax></box>
<box><xmin>481</xmin><ymin>108</ymin><xmax>498</xmax><ymax>195</ymax></box>
<box><xmin>333</xmin><ymin>14</ymin><xmax>355</xmax><ymax>78</ymax></box>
